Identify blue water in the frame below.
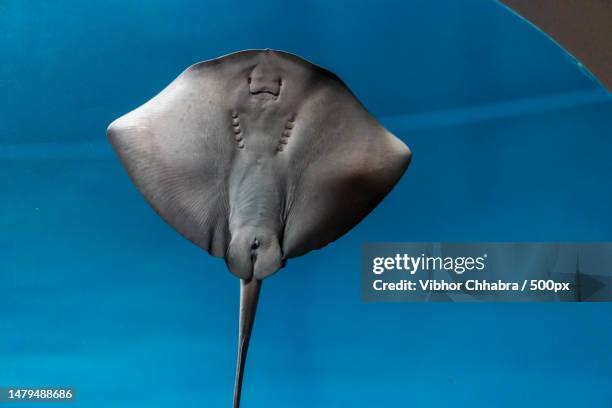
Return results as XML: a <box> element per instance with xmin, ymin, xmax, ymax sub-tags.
<box><xmin>1</xmin><ymin>1</ymin><xmax>611</xmax><ymax>407</ymax></box>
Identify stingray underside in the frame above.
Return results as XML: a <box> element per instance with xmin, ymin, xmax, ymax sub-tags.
<box><xmin>108</xmin><ymin>49</ymin><xmax>411</xmax><ymax>261</ymax></box>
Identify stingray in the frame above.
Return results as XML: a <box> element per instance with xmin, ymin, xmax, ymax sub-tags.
<box><xmin>107</xmin><ymin>49</ymin><xmax>411</xmax><ymax>407</ymax></box>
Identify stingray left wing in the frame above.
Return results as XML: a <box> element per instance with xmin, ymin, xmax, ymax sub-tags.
<box><xmin>107</xmin><ymin>65</ymin><xmax>235</xmax><ymax>257</ymax></box>
<box><xmin>281</xmin><ymin>72</ymin><xmax>411</xmax><ymax>258</ymax></box>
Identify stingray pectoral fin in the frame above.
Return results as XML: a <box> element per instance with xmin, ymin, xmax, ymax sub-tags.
<box><xmin>233</xmin><ymin>278</ymin><xmax>261</xmax><ymax>408</ymax></box>
<box><xmin>107</xmin><ymin>64</ymin><xmax>234</xmax><ymax>258</ymax></box>
<box><xmin>282</xmin><ymin>80</ymin><xmax>411</xmax><ymax>258</ymax></box>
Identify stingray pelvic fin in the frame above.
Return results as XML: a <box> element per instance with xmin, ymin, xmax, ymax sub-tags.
<box><xmin>233</xmin><ymin>278</ymin><xmax>261</xmax><ymax>408</ymax></box>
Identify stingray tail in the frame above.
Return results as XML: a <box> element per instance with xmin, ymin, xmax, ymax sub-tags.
<box><xmin>233</xmin><ymin>278</ymin><xmax>261</xmax><ymax>408</ymax></box>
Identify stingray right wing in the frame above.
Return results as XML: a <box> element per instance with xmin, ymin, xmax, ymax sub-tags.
<box><xmin>281</xmin><ymin>69</ymin><xmax>412</xmax><ymax>258</ymax></box>
<box><xmin>107</xmin><ymin>63</ymin><xmax>235</xmax><ymax>257</ymax></box>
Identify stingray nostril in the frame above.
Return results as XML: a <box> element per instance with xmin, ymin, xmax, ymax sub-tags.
<box><xmin>247</xmin><ymin>77</ymin><xmax>252</xmax><ymax>84</ymax></box>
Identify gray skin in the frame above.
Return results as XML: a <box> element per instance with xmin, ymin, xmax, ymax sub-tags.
<box><xmin>107</xmin><ymin>49</ymin><xmax>411</xmax><ymax>407</ymax></box>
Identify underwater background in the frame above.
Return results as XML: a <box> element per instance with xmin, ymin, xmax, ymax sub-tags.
<box><xmin>1</xmin><ymin>0</ymin><xmax>611</xmax><ymax>407</ymax></box>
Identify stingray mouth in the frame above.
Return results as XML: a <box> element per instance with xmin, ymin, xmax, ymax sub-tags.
<box><xmin>248</xmin><ymin>76</ymin><xmax>281</xmax><ymax>100</ymax></box>
<box><xmin>249</xmin><ymin>89</ymin><xmax>279</xmax><ymax>100</ymax></box>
